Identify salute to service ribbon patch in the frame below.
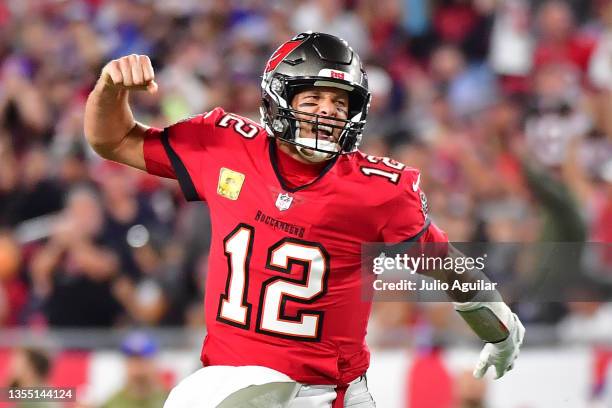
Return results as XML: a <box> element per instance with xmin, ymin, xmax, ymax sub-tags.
<box><xmin>217</xmin><ymin>167</ymin><xmax>245</xmax><ymax>200</ymax></box>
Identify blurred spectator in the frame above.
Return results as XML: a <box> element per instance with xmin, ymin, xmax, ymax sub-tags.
<box><xmin>401</xmin><ymin>0</ymin><xmax>430</xmax><ymax>37</ymax></box>
<box><xmin>292</xmin><ymin>0</ymin><xmax>370</xmax><ymax>58</ymax></box>
<box><xmin>101</xmin><ymin>332</ymin><xmax>168</xmax><ymax>408</ymax></box>
<box><xmin>562</xmin><ymin>135</ymin><xmax>612</xmax><ymax>240</ymax></box>
<box><xmin>565</xmin><ymin>150</ymin><xmax>612</xmax><ymax>282</ymax></box>
<box><xmin>111</xmin><ymin>240</ymin><xmax>184</xmax><ymax>326</ymax></box>
<box><xmin>433</xmin><ymin>0</ymin><xmax>479</xmax><ymax>45</ymax></box>
<box><xmin>0</xmin><ymin>138</ymin><xmax>19</xmax><ymax>224</ymax></box>
<box><xmin>7</xmin><ymin>347</ymin><xmax>51</xmax><ymax>388</ymax></box>
<box><xmin>95</xmin><ymin>162</ymin><xmax>162</xmax><ymax>281</ymax></box>
<box><xmin>363</xmin><ymin>65</ymin><xmax>400</xmax><ymax>144</ymax></box>
<box><xmin>0</xmin><ymin>231</ymin><xmax>26</xmax><ymax>326</ymax></box>
<box><xmin>558</xmin><ymin>300</ymin><xmax>612</xmax><ymax>343</ymax></box>
<box><xmin>406</xmin><ymin>347</ymin><xmax>453</xmax><ymax>408</ymax></box>
<box><xmin>593</xmin><ymin>160</ymin><xmax>612</xmax><ymax>242</ymax></box>
<box><xmin>526</xmin><ymin>63</ymin><xmax>591</xmax><ymax>165</ymax></box>
<box><xmin>452</xmin><ymin>369</ymin><xmax>487</xmax><ymax>408</ymax></box>
<box><xmin>358</xmin><ymin>0</ymin><xmax>405</xmax><ymax>64</ymax></box>
<box><xmin>0</xmin><ymin>56</ymin><xmax>52</xmax><ymax>151</ymax></box>
<box><xmin>158</xmin><ymin>40</ymin><xmax>211</xmax><ymax>121</ymax></box>
<box><xmin>588</xmin><ymin>0</ymin><xmax>612</xmax><ymax>90</ymax></box>
<box><xmin>489</xmin><ymin>0</ymin><xmax>533</xmax><ymax>79</ymax></box>
<box><xmin>56</xmin><ymin>145</ymin><xmax>92</xmax><ymax>188</ymax></box>
<box><xmin>30</xmin><ymin>186</ymin><xmax>123</xmax><ymax>327</ymax></box>
<box><xmin>533</xmin><ymin>0</ymin><xmax>596</xmax><ymax>74</ymax></box>
<box><xmin>0</xmin><ymin>146</ymin><xmax>64</xmax><ymax>227</ymax></box>
<box><xmin>429</xmin><ymin>44</ymin><xmax>498</xmax><ymax>118</ymax></box>
<box><xmin>6</xmin><ymin>347</ymin><xmax>59</xmax><ymax>408</ymax></box>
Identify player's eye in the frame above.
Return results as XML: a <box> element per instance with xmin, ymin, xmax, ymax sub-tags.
<box><xmin>299</xmin><ymin>96</ymin><xmax>318</xmax><ymax>106</ymax></box>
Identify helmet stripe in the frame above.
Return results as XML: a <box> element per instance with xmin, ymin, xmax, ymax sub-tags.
<box><xmin>265</xmin><ymin>40</ymin><xmax>303</xmax><ymax>73</ymax></box>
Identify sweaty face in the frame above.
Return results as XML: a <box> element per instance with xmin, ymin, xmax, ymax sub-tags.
<box><xmin>290</xmin><ymin>87</ymin><xmax>349</xmax><ymax>143</ymax></box>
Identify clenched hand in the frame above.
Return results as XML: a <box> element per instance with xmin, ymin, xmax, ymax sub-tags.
<box><xmin>100</xmin><ymin>54</ymin><xmax>158</xmax><ymax>93</ymax></box>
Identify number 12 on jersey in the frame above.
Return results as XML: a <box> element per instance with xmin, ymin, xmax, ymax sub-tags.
<box><xmin>217</xmin><ymin>224</ymin><xmax>329</xmax><ymax>342</ymax></box>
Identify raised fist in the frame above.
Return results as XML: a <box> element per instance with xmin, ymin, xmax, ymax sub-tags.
<box><xmin>100</xmin><ymin>54</ymin><xmax>158</xmax><ymax>93</ymax></box>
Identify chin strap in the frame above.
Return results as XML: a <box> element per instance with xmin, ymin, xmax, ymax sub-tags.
<box><xmin>294</xmin><ymin>136</ymin><xmax>339</xmax><ymax>162</ymax></box>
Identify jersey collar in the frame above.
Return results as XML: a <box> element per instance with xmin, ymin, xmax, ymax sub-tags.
<box><xmin>268</xmin><ymin>139</ymin><xmax>339</xmax><ymax>193</ymax></box>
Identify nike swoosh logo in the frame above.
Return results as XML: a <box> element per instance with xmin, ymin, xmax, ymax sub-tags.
<box><xmin>412</xmin><ymin>174</ymin><xmax>421</xmax><ymax>192</ymax></box>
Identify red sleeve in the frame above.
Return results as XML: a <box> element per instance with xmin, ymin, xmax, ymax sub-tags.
<box><xmin>419</xmin><ymin>221</ymin><xmax>448</xmax><ymax>244</ymax></box>
<box><xmin>143</xmin><ymin>127</ymin><xmax>175</xmax><ymax>178</ymax></box>
<box><xmin>380</xmin><ymin>168</ymin><xmax>449</xmax><ymax>255</ymax></box>
<box><xmin>142</xmin><ymin>108</ymin><xmax>225</xmax><ymax>201</ymax></box>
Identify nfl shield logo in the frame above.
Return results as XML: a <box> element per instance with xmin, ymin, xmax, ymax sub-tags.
<box><xmin>275</xmin><ymin>193</ymin><xmax>293</xmax><ymax>211</ymax></box>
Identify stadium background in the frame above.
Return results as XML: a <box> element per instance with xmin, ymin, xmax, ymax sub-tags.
<box><xmin>0</xmin><ymin>0</ymin><xmax>611</xmax><ymax>406</ymax></box>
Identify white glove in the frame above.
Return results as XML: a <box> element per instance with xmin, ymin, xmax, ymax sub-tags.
<box><xmin>473</xmin><ymin>313</ymin><xmax>525</xmax><ymax>379</ymax></box>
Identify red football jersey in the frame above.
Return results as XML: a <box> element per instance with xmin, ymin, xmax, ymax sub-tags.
<box><xmin>143</xmin><ymin>108</ymin><xmax>448</xmax><ymax>385</ymax></box>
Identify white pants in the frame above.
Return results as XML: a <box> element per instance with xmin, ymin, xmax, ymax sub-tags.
<box><xmin>163</xmin><ymin>366</ymin><xmax>375</xmax><ymax>408</ymax></box>
<box><xmin>291</xmin><ymin>376</ymin><xmax>374</xmax><ymax>408</ymax></box>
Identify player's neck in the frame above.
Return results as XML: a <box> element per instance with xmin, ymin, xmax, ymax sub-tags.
<box><xmin>273</xmin><ymin>140</ymin><xmax>329</xmax><ymax>185</ymax></box>
<box><xmin>275</xmin><ymin>140</ymin><xmax>328</xmax><ymax>170</ymax></box>
<box><xmin>276</xmin><ymin>140</ymin><xmax>309</xmax><ymax>164</ymax></box>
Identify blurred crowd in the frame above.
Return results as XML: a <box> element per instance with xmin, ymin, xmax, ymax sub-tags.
<box><xmin>5</xmin><ymin>334</ymin><xmax>169</xmax><ymax>408</ymax></box>
<box><xmin>0</xmin><ymin>0</ymin><xmax>611</xmax><ymax>345</ymax></box>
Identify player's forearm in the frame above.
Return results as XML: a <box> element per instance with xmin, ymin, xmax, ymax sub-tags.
<box><xmin>431</xmin><ymin>244</ymin><xmax>518</xmax><ymax>345</ymax></box>
<box><xmin>84</xmin><ymin>79</ymin><xmax>136</xmax><ymax>159</ymax></box>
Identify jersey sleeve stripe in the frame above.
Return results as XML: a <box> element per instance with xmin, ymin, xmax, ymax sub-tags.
<box><xmin>402</xmin><ymin>217</ymin><xmax>431</xmax><ymax>243</ymax></box>
<box><xmin>385</xmin><ymin>217</ymin><xmax>431</xmax><ymax>254</ymax></box>
<box><xmin>161</xmin><ymin>128</ymin><xmax>201</xmax><ymax>202</ymax></box>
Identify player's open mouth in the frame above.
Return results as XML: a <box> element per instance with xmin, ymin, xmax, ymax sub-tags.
<box><xmin>313</xmin><ymin>124</ymin><xmax>335</xmax><ymax>141</ymax></box>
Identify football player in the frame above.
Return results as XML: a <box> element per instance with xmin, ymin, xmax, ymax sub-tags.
<box><xmin>84</xmin><ymin>32</ymin><xmax>524</xmax><ymax>408</ymax></box>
